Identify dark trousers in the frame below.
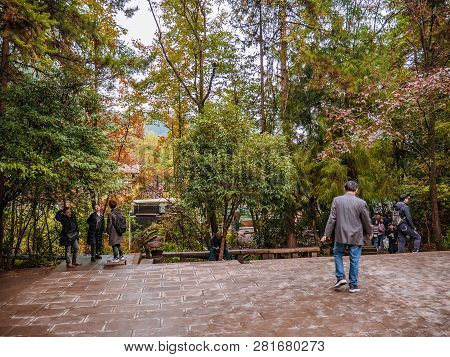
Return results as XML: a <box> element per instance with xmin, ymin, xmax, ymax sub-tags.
<box><xmin>112</xmin><ymin>244</ymin><xmax>123</xmax><ymax>259</ymax></box>
<box><xmin>208</xmin><ymin>247</ymin><xmax>231</xmax><ymax>261</ymax></box>
<box><xmin>388</xmin><ymin>238</ymin><xmax>398</xmax><ymax>254</ymax></box>
<box><xmin>90</xmin><ymin>242</ymin><xmax>101</xmax><ymax>258</ymax></box>
<box><xmin>90</xmin><ymin>234</ymin><xmax>103</xmax><ymax>258</ymax></box>
<box><xmin>397</xmin><ymin>223</ymin><xmax>421</xmax><ymax>252</ymax></box>
<box><xmin>65</xmin><ymin>240</ymin><xmax>79</xmax><ymax>265</ymax></box>
<box><xmin>378</xmin><ymin>234</ymin><xmax>384</xmax><ymax>248</ymax></box>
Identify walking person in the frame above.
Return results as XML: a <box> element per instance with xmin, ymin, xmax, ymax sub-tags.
<box><xmin>55</xmin><ymin>204</ymin><xmax>81</xmax><ymax>268</ymax></box>
<box><xmin>106</xmin><ymin>200</ymin><xmax>127</xmax><ymax>262</ymax></box>
<box><xmin>87</xmin><ymin>203</ymin><xmax>105</xmax><ymax>262</ymax></box>
<box><xmin>321</xmin><ymin>181</ymin><xmax>372</xmax><ymax>293</ymax></box>
<box><xmin>395</xmin><ymin>194</ymin><xmax>421</xmax><ymax>253</ymax></box>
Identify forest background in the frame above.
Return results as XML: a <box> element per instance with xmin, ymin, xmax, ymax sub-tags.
<box><xmin>0</xmin><ymin>0</ymin><xmax>448</xmax><ymax>268</ymax></box>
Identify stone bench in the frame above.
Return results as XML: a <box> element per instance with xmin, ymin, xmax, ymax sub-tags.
<box><xmin>162</xmin><ymin>247</ymin><xmax>320</xmax><ymax>263</ymax></box>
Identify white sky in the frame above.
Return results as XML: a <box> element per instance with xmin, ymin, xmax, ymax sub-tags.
<box><xmin>115</xmin><ymin>1</ymin><xmax>167</xmax><ymax>135</ymax></box>
<box><xmin>114</xmin><ymin>0</ymin><xmax>234</xmax><ymax>136</ymax></box>
<box><xmin>115</xmin><ymin>0</ymin><xmax>156</xmax><ymax>46</ymax></box>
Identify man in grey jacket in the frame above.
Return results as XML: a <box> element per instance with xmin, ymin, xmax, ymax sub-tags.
<box><xmin>321</xmin><ymin>181</ymin><xmax>372</xmax><ymax>293</ymax></box>
<box><xmin>395</xmin><ymin>194</ymin><xmax>421</xmax><ymax>253</ymax></box>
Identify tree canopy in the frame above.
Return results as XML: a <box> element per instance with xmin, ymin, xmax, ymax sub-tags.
<box><xmin>0</xmin><ymin>0</ymin><xmax>448</xmax><ymax>267</ymax></box>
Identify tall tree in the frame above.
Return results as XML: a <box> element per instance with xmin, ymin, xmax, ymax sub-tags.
<box><xmin>146</xmin><ymin>0</ymin><xmax>236</xmax><ymax>234</ymax></box>
<box><xmin>147</xmin><ymin>0</ymin><xmax>231</xmax><ymax>114</ymax></box>
<box><xmin>384</xmin><ymin>0</ymin><xmax>449</xmax><ymax>247</ymax></box>
<box><xmin>0</xmin><ymin>0</ymin><xmax>139</xmax><ymax>265</ymax></box>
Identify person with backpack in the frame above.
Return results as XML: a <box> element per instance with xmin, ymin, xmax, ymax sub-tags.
<box><xmin>87</xmin><ymin>203</ymin><xmax>105</xmax><ymax>262</ymax></box>
<box><xmin>55</xmin><ymin>204</ymin><xmax>81</xmax><ymax>268</ymax></box>
<box><xmin>394</xmin><ymin>194</ymin><xmax>421</xmax><ymax>253</ymax></box>
<box><xmin>106</xmin><ymin>200</ymin><xmax>127</xmax><ymax>262</ymax></box>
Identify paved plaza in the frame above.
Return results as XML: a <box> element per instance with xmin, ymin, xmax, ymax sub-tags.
<box><xmin>0</xmin><ymin>252</ymin><xmax>448</xmax><ymax>337</ymax></box>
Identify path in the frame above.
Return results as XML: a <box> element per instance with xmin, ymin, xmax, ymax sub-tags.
<box><xmin>0</xmin><ymin>252</ymin><xmax>448</xmax><ymax>336</ymax></box>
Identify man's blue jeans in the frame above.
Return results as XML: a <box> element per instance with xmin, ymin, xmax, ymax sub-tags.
<box><xmin>333</xmin><ymin>242</ymin><xmax>362</xmax><ymax>288</ymax></box>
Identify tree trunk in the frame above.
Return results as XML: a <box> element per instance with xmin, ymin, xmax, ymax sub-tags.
<box><xmin>208</xmin><ymin>208</ymin><xmax>218</xmax><ymax>236</ymax></box>
<box><xmin>428</xmin><ymin>111</ymin><xmax>442</xmax><ymax>248</ymax></box>
<box><xmin>286</xmin><ymin>210</ymin><xmax>297</xmax><ymax>248</ymax></box>
<box><xmin>218</xmin><ymin>226</ymin><xmax>227</xmax><ymax>261</ymax></box>
<box><xmin>258</xmin><ymin>0</ymin><xmax>266</xmax><ymax>133</ymax></box>
<box><xmin>0</xmin><ymin>28</ymin><xmax>10</xmax><ymax>268</ymax></box>
<box><xmin>279</xmin><ymin>1</ymin><xmax>295</xmax><ymax>247</ymax></box>
<box><xmin>0</xmin><ymin>207</ymin><xmax>4</xmax><ymax>267</ymax></box>
<box><xmin>0</xmin><ymin>33</ymin><xmax>10</xmax><ymax>112</ymax></box>
<box><xmin>279</xmin><ymin>0</ymin><xmax>289</xmax><ymax>121</ymax></box>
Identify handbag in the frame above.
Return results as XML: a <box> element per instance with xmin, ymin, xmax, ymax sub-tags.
<box><xmin>67</xmin><ymin>230</ymin><xmax>79</xmax><ymax>241</ymax></box>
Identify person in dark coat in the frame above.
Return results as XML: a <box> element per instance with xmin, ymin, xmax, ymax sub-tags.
<box><xmin>55</xmin><ymin>205</ymin><xmax>81</xmax><ymax>268</ymax></box>
<box><xmin>395</xmin><ymin>194</ymin><xmax>421</xmax><ymax>253</ymax></box>
<box><xmin>386</xmin><ymin>223</ymin><xmax>398</xmax><ymax>254</ymax></box>
<box><xmin>106</xmin><ymin>200</ymin><xmax>125</xmax><ymax>262</ymax></box>
<box><xmin>87</xmin><ymin>204</ymin><xmax>105</xmax><ymax>262</ymax></box>
<box><xmin>321</xmin><ymin>181</ymin><xmax>372</xmax><ymax>293</ymax></box>
<box><xmin>384</xmin><ymin>211</ymin><xmax>392</xmax><ymax>231</ymax></box>
<box><xmin>208</xmin><ymin>231</ymin><xmax>231</xmax><ymax>261</ymax></box>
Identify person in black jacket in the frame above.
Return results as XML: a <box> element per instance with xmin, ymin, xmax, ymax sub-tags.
<box><xmin>395</xmin><ymin>194</ymin><xmax>421</xmax><ymax>253</ymax></box>
<box><xmin>208</xmin><ymin>231</ymin><xmax>231</xmax><ymax>261</ymax></box>
<box><xmin>87</xmin><ymin>204</ymin><xmax>105</xmax><ymax>262</ymax></box>
<box><xmin>55</xmin><ymin>205</ymin><xmax>81</xmax><ymax>268</ymax></box>
<box><xmin>386</xmin><ymin>223</ymin><xmax>398</xmax><ymax>254</ymax></box>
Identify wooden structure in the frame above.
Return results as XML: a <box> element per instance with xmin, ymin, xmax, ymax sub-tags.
<box><xmin>130</xmin><ymin>198</ymin><xmax>176</xmax><ymax>228</ymax></box>
<box><xmin>161</xmin><ymin>247</ymin><xmax>320</xmax><ymax>263</ymax></box>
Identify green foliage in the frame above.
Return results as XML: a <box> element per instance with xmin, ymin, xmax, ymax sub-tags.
<box><xmin>176</xmin><ymin>102</ymin><xmax>295</xmax><ymax>234</ymax></box>
<box><xmin>158</xmin><ymin>208</ymin><xmax>208</xmax><ymax>252</ymax></box>
<box><xmin>1</xmin><ymin>0</ymin><xmax>447</xmax><ymax>260</ymax></box>
<box><xmin>0</xmin><ymin>75</ymin><xmax>118</xmax><ymax>203</ymax></box>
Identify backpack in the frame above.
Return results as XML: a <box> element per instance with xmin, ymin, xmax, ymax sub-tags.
<box><xmin>113</xmin><ymin>212</ymin><xmax>127</xmax><ymax>235</ymax></box>
<box><xmin>392</xmin><ymin>207</ymin><xmax>404</xmax><ymax>227</ymax></box>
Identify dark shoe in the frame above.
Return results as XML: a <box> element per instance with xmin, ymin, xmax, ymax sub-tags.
<box><xmin>73</xmin><ymin>262</ymin><xmax>82</xmax><ymax>266</ymax></box>
<box><xmin>95</xmin><ymin>255</ymin><xmax>102</xmax><ymax>259</ymax></box>
<box><xmin>334</xmin><ymin>278</ymin><xmax>347</xmax><ymax>289</ymax></box>
<box><xmin>349</xmin><ymin>286</ymin><xmax>361</xmax><ymax>293</ymax></box>
<box><xmin>66</xmin><ymin>264</ymin><xmax>75</xmax><ymax>268</ymax></box>
<box><xmin>91</xmin><ymin>257</ymin><xmax>96</xmax><ymax>262</ymax></box>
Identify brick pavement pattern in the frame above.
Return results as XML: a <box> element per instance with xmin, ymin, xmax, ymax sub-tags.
<box><xmin>0</xmin><ymin>252</ymin><xmax>448</xmax><ymax>337</ymax></box>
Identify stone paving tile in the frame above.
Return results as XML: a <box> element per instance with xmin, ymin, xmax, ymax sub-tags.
<box><xmin>105</xmin><ymin>317</ymin><xmax>161</xmax><ymax>331</ymax></box>
<box><xmin>51</xmin><ymin>321</ymin><xmax>106</xmax><ymax>334</ymax></box>
<box><xmin>0</xmin><ymin>252</ymin><xmax>449</xmax><ymax>337</ymax></box>
<box><xmin>4</xmin><ymin>325</ymin><xmax>54</xmax><ymax>337</ymax></box>
<box><xmin>0</xmin><ymin>317</ymin><xmax>33</xmax><ymax>327</ymax></box>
